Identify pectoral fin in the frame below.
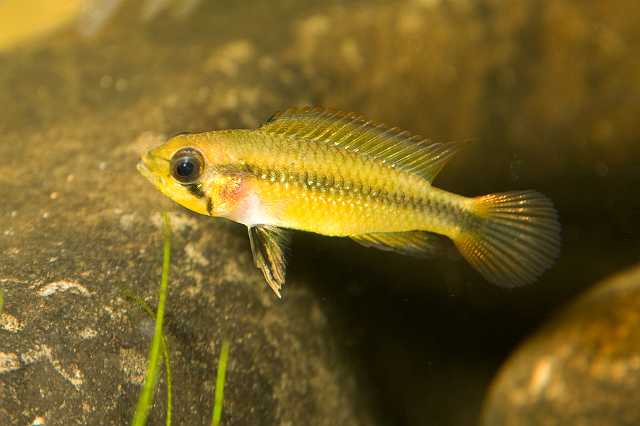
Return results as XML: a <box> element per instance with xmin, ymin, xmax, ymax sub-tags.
<box><xmin>248</xmin><ymin>225</ymin><xmax>291</xmax><ymax>298</ymax></box>
<box><xmin>350</xmin><ymin>231</ymin><xmax>447</xmax><ymax>257</ymax></box>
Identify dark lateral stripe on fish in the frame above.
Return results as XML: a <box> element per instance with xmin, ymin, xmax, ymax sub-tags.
<box><xmin>246</xmin><ymin>164</ymin><xmax>399</xmax><ymax>201</ymax></box>
<box><xmin>187</xmin><ymin>183</ymin><xmax>206</xmax><ymax>198</ymax></box>
<box><xmin>206</xmin><ymin>197</ymin><xmax>214</xmax><ymax>215</ymax></box>
<box><xmin>244</xmin><ymin>163</ymin><xmax>469</xmax><ymax>219</ymax></box>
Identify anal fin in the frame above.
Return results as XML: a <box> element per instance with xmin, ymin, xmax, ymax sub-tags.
<box><xmin>248</xmin><ymin>225</ymin><xmax>292</xmax><ymax>298</ymax></box>
<box><xmin>350</xmin><ymin>231</ymin><xmax>447</xmax><ymax>258</ymax></box>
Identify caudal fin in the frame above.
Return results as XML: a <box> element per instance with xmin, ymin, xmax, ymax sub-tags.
<box><xmin>454</xmin><ymin>191</ymin><xmax>561</xmax><ymax>287</ymax></box>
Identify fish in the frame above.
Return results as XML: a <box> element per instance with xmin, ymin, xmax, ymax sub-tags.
<box><xmin>138</xmin><ymin>107</ymin><xmax>561</xmax><ymax>297</ymax></box>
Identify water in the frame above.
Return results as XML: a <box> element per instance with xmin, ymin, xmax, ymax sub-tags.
<box><xmin>1</xmin><ymin>1</ymin><xmax>639</xmax><ymax>425</ymax></box>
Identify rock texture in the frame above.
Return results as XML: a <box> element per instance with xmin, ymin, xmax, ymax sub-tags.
<box><xmin>0</xmin><ymin>2</ymin><xmax>373</xmax><ymax>425</ymax></box>
<box><xmin>483</xmin><ymin>264</ymin><xmax>640</xmax><ymax>426</ymax></box>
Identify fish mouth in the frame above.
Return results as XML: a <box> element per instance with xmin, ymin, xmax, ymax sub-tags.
<box><xmin>137</xmin><ymin>152</ymin><xmax>169</xmax><ymax>188</ymax></box>
<box><xmin>136</xmin><ymin>159</ymin><xmax>152</xmax><ymax>179</ymax></box>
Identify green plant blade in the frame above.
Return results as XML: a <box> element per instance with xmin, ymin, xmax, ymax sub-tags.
<box><xmin>121</xmin><ymin>288</ymin><xmax>173</xmax><ymax>426</ymax></box>
<box><xmin>163</xmin><ymin>336</ymin><xmax>173</xmax><ymax>426</ymax></box>
<box><xmin>132</xmin><ymin>212</ymin><xmax>172</xmax><ymax>426</ymax></box>
<box><xmin>211</xmin><ymin>340</ymin><xmax>231</xmax><ymax>426</ymax></box>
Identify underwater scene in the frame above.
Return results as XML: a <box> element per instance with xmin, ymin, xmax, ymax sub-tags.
<box><xmin>1</xmin><ymin>0</ymin><xmax>639</xmax><ymax>425</ymax></box>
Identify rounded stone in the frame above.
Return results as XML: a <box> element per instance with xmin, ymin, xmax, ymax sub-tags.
<box><xmin>483</xmin><ymin>265</ymin><xmax>640</xmax><ymax>426</ymax></box>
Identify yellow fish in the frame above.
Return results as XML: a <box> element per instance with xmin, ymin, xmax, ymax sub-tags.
<box><xmin>138</xmin><ymin>107</ymin><xmax>560</xmax><ymax>297</ymax></box>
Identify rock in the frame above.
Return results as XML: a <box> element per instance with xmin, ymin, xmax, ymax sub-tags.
<box><xmin>0</xmin><ymin>1</ymin><xmax>373</xmax><ymax>425</ymax></box>
<box><xmin>482</xmin><ymin>264</ymin><xmax>640</xmax><ymax>426</ymax></box>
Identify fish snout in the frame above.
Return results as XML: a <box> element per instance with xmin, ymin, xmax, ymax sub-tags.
<box><xmin>137</xmin><ymin>151</ymin><xmax>170</xmax><ymax>187</ymax></box>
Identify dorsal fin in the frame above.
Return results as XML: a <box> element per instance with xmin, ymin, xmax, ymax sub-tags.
<box><xmin>260</xmin><ymin>106</ymin><xmax>462</xmax><ymax>182</ymax></box>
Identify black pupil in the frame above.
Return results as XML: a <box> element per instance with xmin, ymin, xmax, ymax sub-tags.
<box><xmin>176</xmin><ymin>158</ymin><xmax>195</xmax><ymax>177</ymax></box>
<box><xmin>171</xmin><ymin>149</ymin><xmax>203</xmax><ymax>183</ymax></box>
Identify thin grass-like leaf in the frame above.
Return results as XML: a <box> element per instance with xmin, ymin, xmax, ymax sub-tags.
<box><xmin>132</xmin><ymin>212</ymin><xmax>172</xmax><ymax>426</ymax></box>
<box><xmin>211</xmin><ymin>340</ymin><xmax>231</xmax><ymax>426</ymax></box>
<box><xmin>163</xmin><ymin>338</ymin><xmax>173</xmax><ymax>426</ymax></box>
<box><xmin>122</xmin><ymin>289</ymin><xmax>173</xmax><ymax>425</ymax></box>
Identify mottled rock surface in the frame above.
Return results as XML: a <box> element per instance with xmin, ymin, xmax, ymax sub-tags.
<box><xmin>483</xmin><ymin>264</ymin><xmax>640</xmax><ymax>426</ymax></box>
<box><xmin>0</xmin><ymin>2</ymin><xmax>373</xmax><ymax>425</ymax></box>
<box><xmin>0</xmin><ymin>209</ymin><xmax>368</xmax><ymax>425</ymax></box>
<box><xmin>1</xmin><ymin>0</ymin><xmax>640</xmax><ymax>425</ymax></box>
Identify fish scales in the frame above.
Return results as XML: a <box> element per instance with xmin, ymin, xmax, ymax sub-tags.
<box><xmin>225</xmin><ymin>129</ymin><xmax>465</xmax><ymax>236</ymax></box>
<box><xmin>138</xmin><ymin>106</ymin><xmax>561</xmax><ymax>296</ymax></box>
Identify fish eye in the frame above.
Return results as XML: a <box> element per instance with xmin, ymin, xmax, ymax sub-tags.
<box><xmin>170</xmin><ymin>148</ymin><xmax>204</xmax><ymax>184</ymax></box>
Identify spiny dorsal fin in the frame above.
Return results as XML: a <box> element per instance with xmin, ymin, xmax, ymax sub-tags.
<box><xmin>260</xmin><ymin>106</ymin><xmax>462</xmax><ymax>182</ymax></box>
<box><xmin>248</xmin><ymin>225</ymin><xmax>291</xmax><ymax>298</ymax></box>
<box><xmin>350</xmin><ymin>230</ymin><xmax>447</xmax><ymax>258</ymax></box>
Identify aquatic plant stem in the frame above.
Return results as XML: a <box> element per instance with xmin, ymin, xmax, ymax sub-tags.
<box><xmin>132</xmin><ymin>212</ymin><xmax>172</xmax><ymax>426</ymax></box>
<box><xmin>211</xmin><ymin>340</ymin><xmax>231</xmax><ymax>426</ymax></box>
<box><xmin>163</xmin><ymin>337</ymin><xmax>173</xmax><ymax>426</ymax></box>
<box><xmin>121</xmin><ymin>289</ymin><xmax>173</xmax><ymax>425</ymax></box>
<box><xmin>0</xmin><ymin>289</ymin><xmax>4</xmax><ymax>315</ymax></box>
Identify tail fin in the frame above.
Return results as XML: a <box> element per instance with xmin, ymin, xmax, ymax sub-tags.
<box><xmin>454</xmin><ymin>191</ymin><xmax>561</xmax><ymax>287</ymax></box>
